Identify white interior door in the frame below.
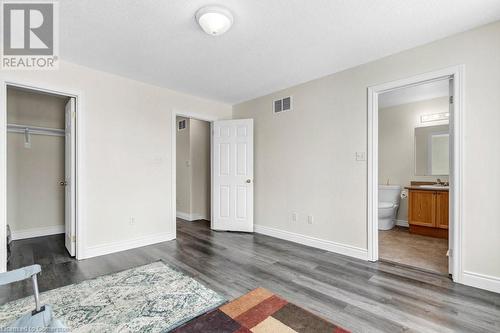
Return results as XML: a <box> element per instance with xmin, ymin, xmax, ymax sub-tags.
<box><xmin>212</xmin><ymin>119</ymin><xmax>254</xmax><ymax>232</ymax></box>
<box><xmin>448</xmin><ymin>78</ymin><xmax>454</xmax><ymax>275</ymax></box>
<box><xmin>64</xmin><ymin>98</ymin><xmax>76</xmax><ymax>256</ymax></box>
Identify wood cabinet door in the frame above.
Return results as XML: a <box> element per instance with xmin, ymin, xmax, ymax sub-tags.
<box><xmin>436</xmin><ymin>191</ymin><xmax>449</xmax><ymax>229</ymax></box>
<box><xmin>409</xmin><ymin>190</ymin><xmax>436</xmax><ymax>227</ymax></box>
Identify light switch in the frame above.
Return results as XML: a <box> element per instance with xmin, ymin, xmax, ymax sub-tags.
<box><xmin>355</xmin><ymin>152</ymin><xmax>366</xmax><ymax>161</ymax></box>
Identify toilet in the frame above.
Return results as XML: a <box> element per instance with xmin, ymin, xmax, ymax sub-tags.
<box><xmin>378</xmin><ymin>185</ymin><xmax>402</xmax><ymax>230</ymax></box>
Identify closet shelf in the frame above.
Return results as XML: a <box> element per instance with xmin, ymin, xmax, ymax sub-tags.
<box><xmin>7</xmin><ymin>123</ymin><xmax>65</xmax><ymax>137</ymax></box>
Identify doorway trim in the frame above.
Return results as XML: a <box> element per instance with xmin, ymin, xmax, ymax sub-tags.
<box><xmin>170</xmin><ymin>109</ymin><xmax>224</xmax><ymax>238</ymax></box>
<box><xmin>367</xmin><ymin>65</ymin><xmax>465</xmax><ymax>283</ymax></box>
<box><xmin>0</xmin><ymin>80</ymin><xmax>84</xmax><ymax>272</ymax></box>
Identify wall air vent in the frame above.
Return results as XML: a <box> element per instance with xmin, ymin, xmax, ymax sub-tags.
<box><xmin>178</xmin><ymin>119</ymin><xmax>186</xmax><ymax>130</ymax></box>
<box><xmin>273</xmin><ymin>96</ymin><xmax>293</xmax><ymax>114</ymax></box>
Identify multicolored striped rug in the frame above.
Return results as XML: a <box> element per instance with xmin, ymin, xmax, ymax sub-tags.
<box><xmin>173</xmin><ymin>287</ymin><xmax>350</xmax><ymax>333</ymax></box>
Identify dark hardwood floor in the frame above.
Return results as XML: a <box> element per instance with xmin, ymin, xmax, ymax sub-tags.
<box><xmin>2</xmin><ymin>220</ymin><xmax>500</xmax><ymax>332</ymax></box>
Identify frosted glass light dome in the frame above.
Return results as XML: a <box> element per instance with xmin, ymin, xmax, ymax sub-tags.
<box><xmin>196</xmin><ymin>6</ymin><xmax>233</xmax><ymax>36</ymax></box>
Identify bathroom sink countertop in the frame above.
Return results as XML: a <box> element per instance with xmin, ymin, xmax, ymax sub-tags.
<box><xmin>405</xmin><ymin>185</ymin><xmax>449</xmax><ymax>191</ymax></box>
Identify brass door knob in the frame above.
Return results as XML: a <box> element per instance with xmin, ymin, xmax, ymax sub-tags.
<box><xmin>246</xmin><ymin>179</ymin><xmax>252</xmax><ymax>184</ymax></box>
<box><xmin>59</xmin><ymin>181</ymin><xmax>67</xmax><ymax>186</ymax></box>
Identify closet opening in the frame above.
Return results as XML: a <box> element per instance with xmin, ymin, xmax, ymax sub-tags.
<box><xmin>5</xmin><ymin>85</ymin><xmax>77</xmax><ymax>270</ymax></box>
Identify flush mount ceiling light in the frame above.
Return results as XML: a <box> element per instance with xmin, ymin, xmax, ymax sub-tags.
<box><xmin>195</xmin><ymin>6</ymin><xmax>233</xmax><ymax>36</ymax></box>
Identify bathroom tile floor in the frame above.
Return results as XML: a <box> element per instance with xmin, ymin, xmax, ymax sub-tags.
<box><xmin>379</xmin><ymin>226</ymin><xmax>448</xmax><ymax>275</ymax></box>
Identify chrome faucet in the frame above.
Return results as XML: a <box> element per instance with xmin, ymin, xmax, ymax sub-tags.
<box><xmin>435</xmin><ymin>178</ymin><xmax>449</xmax><ymax>186</ymax></box>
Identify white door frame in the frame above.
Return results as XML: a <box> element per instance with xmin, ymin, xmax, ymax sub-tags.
<box><xmin>367</xmin><ymin>65</ymin><xmax>465</xmax><ymax>283</ymax></box>
<box><xmin>170</xmin><ymin>109</ymin><xmax>226</xmax><ymax>237</ymax></box>
<box><xmin>0</xmin><ymin>80</ymin><xmax>84</xmax><ymax>272</ymax></box>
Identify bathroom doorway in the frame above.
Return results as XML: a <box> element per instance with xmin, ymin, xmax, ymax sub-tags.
<box><xmin>378</xmin><ymin>80</ymin><xmax>451</xmax><ymax>274</ymax></box>
<box><xmin>367</xmin><ymin>66</ymin><xmax>464</xmax><ymax>281</ymax></box>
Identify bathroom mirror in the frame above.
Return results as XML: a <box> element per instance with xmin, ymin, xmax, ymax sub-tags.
<box><xmin>415</xmin><ymin>124</ymin><xmax>449</xmax><ymax>176</ymax></box>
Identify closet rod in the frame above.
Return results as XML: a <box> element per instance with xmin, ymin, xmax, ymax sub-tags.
<box><xmin>7</xmin><ymin>123</ymin><xmax>65</xmax><ymax>137</ymax></box>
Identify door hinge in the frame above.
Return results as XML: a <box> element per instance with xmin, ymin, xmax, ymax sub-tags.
<box><xmin>449</xmin><ymin>96</ymin><xmax>454</xmax><ymax>104</ymax></box>
<box><xmin>72</xmin><ymin>111</ymin><xmax>76</xmax><ymax>119</ymax></box>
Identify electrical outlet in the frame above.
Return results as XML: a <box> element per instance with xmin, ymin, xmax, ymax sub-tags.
<box><xmin>307</xmin><ymin>215</ymin><xmax>314</xmax><ymax>225</ymax></box>
<box><xmin>291</xmin><ymin>212</ymin><xmax>298</xmax><ymax>222</ymax></box>
<box><xmin>129</xmin><ymin>217</ymin><xmax>136</xmax><ymax>225</ymax></box>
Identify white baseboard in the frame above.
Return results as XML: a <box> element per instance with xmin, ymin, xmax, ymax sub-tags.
<box><xmin>254</xmin><ymin>225</ymin><xmax>368</xmax><ymax>260</ymax></box>
<box><xmin>462</xmin><ymin>271</ymin><xmax>500</xmax><ymax>294</ymax></box>
<box><xmin>176</xmin><ymin>211</ymin><xmax>191</xmax><ymax>220</ymax></box>
<box><xmin>176</xmin><ymin>211</ymin><xmax>210</xmax><ymax>222</ymax></box>
<box><xmin>11</xmin><ymin>225</ymin><xmax>64</xmax><ymax>240</ymax></box>
<box><xmin>192</xmin><ymin>213</ymin><xmax>210</xmax><ymax>221</ymax></box>
<box><xmin>82</xmin><ymin>232</ymin><xmax>175</xmax><ymax>259</ymax></box>
<box><xmin>395</xmin><ymin>219</ymin><xmax>409</xmax><ymax>227</ymax></box>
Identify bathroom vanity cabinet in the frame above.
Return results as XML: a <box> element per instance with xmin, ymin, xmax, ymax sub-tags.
<box><xmin>406</xmin><ymin>187</ymin><xmax>449</xmax><ymax>239</ymax></box>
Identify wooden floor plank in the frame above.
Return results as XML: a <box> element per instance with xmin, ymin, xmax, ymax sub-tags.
<box><xmin>1</xmin><ymin>219</ymin><xmax>499</xmax><ymax>333</ymax></box>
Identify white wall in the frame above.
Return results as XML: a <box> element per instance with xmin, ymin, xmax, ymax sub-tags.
<box><xmin>190</xmin><ymin>119</ymin><xmax>211</xmax><ymax>220</ymax></box>
<box><xmin>7</xmin><ymin>88</ymin><xmax>66</xmax><ymax>128</ymax></box>
<box><xmin>1</xmin><ymin>61</ymin><xmax>231</xmax><ymax>262</ymax></box>
<box><xmin>175</xmin><ymin>117</ymin><xmax>211</xmax><ymax>220</ymax></box>
<box><xmin>233</xmin><ymin>21</ymin><xmax>500</xmax><ymax>288</ymax></box>
<box><xmin>7</xmin><ymin>88</ymin><xmax>67</xmax><ymax>236</ymax></box>
<box><xmin>379</xmin><ymin>97</ymin><xmax>449</xmax><ymax>221</ymax></box>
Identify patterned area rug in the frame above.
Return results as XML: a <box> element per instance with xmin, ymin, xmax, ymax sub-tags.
<box><xmin>0</xmin><ymin>261</ymin><xmax>226</xmax><ymax>332</ymax></box>
<box><xmin>173</xmin><ymin>287</ymin><xmax>350</xmax><ymax>333</ymax></box>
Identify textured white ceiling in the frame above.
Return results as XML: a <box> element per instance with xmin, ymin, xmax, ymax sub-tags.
<box><xmin>379</xmin><ymin>80</ymin><xmax>450</xmax><ymax>109</ymax></box>
<box><xmin>59</xmin><ymin>1</ymin><xmax>500</xmax><ymax>104</ymax></box>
